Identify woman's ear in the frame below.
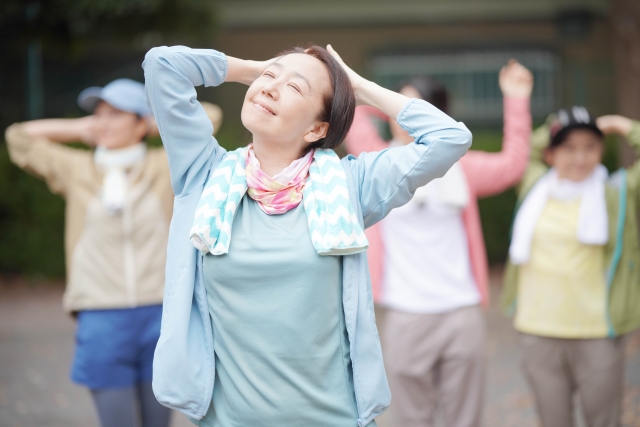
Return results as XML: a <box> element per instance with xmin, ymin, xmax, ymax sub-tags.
<box><xmin>303</xmin><ymin>122</ymin><xmax>329</xmax><ymax>144</ymax></box>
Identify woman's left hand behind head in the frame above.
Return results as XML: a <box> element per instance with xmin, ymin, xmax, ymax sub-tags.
<box><xmin>326</xmin><ymin>45</ymin><xmax>368</xmax><ymax>105</ymax></box>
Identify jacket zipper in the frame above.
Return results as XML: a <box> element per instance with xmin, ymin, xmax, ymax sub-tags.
<box><xmin>605</xmin><ymin>168</ymin><xmax>627</xmax><ymax>338</ymax></box>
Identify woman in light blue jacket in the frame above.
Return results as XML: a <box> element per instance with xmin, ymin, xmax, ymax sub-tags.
<box><xmin>143</xmin><ymin>44</ymin><xmax>472</xmax><ymax>427</ymax></box>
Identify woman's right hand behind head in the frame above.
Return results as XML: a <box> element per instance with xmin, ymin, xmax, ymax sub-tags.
<box><xmin>326</xmin><ymin>45</ymin><xmax>368</xmax><ymax>105</ymax></box>
<box><xmin>596</xmin><ymin>115</ymin><xmax>634</xmax><ymax>136</ymax></box>
<box><xmin>22</xmin><ymin>116</ymin><xmax>97</xmax><ymax>146</ymax></box>
<box><xmin>499</xmin><ymin>59</ymin><xmax>533</xmax><ymax>99</ymax></box>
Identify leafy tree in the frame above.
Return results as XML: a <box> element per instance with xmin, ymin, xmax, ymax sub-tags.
<box><xmin>1</xmin><ymin>0</ymin><xmax>217</xmax><ymax>47</ymax></box>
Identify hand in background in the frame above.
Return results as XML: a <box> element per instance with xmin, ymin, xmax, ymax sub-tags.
<box><xmin>77</xmin><ymin>115</ymin><xmax>97</xmax><ymax>145</ymax></box>
<box><xmin>499</xmin><ymin>59</ymin><xmax>534</xmax><ymax>99</ymax></box>
<box><xmin>596</xmin><ymin>115</ymin><xmax>634</xmax><ymax>136</ymax></box>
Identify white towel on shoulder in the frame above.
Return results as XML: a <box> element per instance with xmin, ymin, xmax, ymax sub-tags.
<box><xmin>94</xmin><ymin>143</ymin><xmax>147</xmax><ymax>215</ymax></box>
<box><xmin>509</xmin><ymin>164</ymin><xmax>609</xmax><ymax>265</ymax></box>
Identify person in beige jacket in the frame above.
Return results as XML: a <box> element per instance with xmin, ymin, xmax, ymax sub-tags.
<box><xmin>5</xmin><ymin>78</ymin><xmax>221</xmax><ymax>427</ymax></box>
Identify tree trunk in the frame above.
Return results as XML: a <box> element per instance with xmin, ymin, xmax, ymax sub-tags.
<box><xmin>611</xmin><ymin>0</ymin><xmax>640</xmax><ymax>166</ymax></box>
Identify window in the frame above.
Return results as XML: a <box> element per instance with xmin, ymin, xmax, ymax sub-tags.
<box><xmin>370</xmin><ymin>50</ymin><xmax>558</xmax><ymax>123</ymax></box>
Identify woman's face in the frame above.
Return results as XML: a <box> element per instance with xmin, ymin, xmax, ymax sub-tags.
<box><xmin>241</xmin><ymin>53</ymin><xmax>331</xmax><ymax>154</ymax></box>
<box><xmin>93</xmin><ymin>102</ymin><xmax>148</xmax><ymax>149</ymax></box>
<box><xmin>544</xmin><ymin>129</ymin><xmax>604</xmax><ymax>182</ymax></box>
<box><xmin>389</xmin><ymin>85</ymin><xmax>421</xmax><ymax>145</ymax></box>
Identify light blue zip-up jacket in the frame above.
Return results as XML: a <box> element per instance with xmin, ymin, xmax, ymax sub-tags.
<box><xmin>143</xmin><ymin>46</ymin><xmax>472</xmax><ymax>426</ymax></box>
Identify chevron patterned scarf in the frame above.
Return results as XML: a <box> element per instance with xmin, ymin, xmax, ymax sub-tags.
<box><xmin>190</xmin><ymin>146</ymin><xmax>369</xmax><ymax>256</ymax></box>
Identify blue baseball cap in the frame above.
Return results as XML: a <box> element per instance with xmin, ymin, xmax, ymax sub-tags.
<box><xmin>78</xmin><ymin>78</ymin><xmax>151</xmax><ymax>117</ymax></box>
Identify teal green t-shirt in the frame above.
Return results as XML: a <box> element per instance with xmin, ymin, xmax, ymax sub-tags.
<box><xmin>201</xmin><ymin>196</ymin><xmax>368</xmax><ymax>427</ymax></box>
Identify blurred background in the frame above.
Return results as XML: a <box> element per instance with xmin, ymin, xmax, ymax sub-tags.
<box><xmin>1</xmin><ymin>0</ymin><xmax>639</xmax><ymax>426</ymax></box>
<box><xmin>2</xmin><ymin>0</ymin><xmax>640</xmax><ymax>276</ymax></box>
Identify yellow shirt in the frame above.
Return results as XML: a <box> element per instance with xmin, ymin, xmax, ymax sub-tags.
<box><xmin>515</xmin><ymin>199</ymin><xmax>609</xmax><ymax>338</ymax></box>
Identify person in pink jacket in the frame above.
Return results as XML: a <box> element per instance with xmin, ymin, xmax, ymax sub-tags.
<box><xmin>344</xmin><ymin>60</ymin><xmax>533</xmax><ymax>427</ymax></box>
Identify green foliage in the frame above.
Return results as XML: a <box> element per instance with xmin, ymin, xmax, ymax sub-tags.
<box><xmin>469</xmin><ymin>129</ymin><xmax>518</xmax><ymax>263</ymax></box>
<box><xmin>0</xmin><ymin>142</ymin><xmax>66</xmax><ymax>277</ymax></box>
<box><xmin>602</xmin><ymin>134</ymin><xmax>620</xmax><ymax>173</ymax></box>
<box><xmin>1</xmin><ymin>0</ymin><xmax>217</xmax><ymax>47</ymax></box>
<box><xmin>214</xmin><ymin>123</ymin><xmax>253</xmax><ymax>153</ymax></box>
<box><xmin>55</xmin><ymin>0</ymin><xmax>217</xmax><ymax>41</ymax></box>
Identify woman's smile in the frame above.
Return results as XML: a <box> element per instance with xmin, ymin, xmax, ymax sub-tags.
<box><xmin>253</xmin><ymin>100</ymin><xmax>276</xmax><ymax>115</ymax></box>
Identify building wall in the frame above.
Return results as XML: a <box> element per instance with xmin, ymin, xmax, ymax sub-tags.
<box><xmin>207</xmin><ymin>16</ymin><xmax>615</xmax><ymax>131</ymax></box>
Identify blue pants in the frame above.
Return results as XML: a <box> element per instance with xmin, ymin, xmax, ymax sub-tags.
<box><xmin>71</xmin><ymin>304</ymin><xmax>162</xmax><ymax>390</ymax></box>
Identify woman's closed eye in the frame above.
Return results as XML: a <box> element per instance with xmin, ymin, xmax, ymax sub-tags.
<box><xmin>288</xmin><ymin>83</ymin><xmax>302</xmax><ymax>94</ymax></box>
<box><xmin>263</xmin><ymin>71</ymin><xmax>276</xmax><ymax>78</ymax></box>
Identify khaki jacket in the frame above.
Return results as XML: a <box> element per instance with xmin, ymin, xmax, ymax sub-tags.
<box><xmin>501</xmin><ymin>121</ymin><xmax>640</xmax><ymax>336</ymax></box>
<box><xmin>6</xmin><ymin>123</ymin><xmax>173</xmax><ymax>313</ymax></box>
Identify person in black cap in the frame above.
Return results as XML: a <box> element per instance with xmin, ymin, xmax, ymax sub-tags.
<box><xmin>501</xmin><ymin>106</ymin><xmax>640</xmax><ymax>427</ymax></box>
<box><xmin>5</xmin><ymin>79</ymin><xmax>221</xmax><ymax>427</ymax></box>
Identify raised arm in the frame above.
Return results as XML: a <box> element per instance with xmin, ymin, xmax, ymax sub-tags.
<box><xmin>460</xmin><ymin>60</ymin><xmax>533</xmax><ymax>198</ymax></box>
<box><xmin>143</xmin><ymin>46</ymin><xmax>230</xmax><ymax>197</ymax></box>
<box><xmin>344</xmin><ymin>106</ymin><xmax>390</xmax><ymax>155</ymax></box>
<box><xmin>327</xmin><ymin>46</ymin><xmax>472</xmax><ymax>227</ymax></box>
<box><xmin>19</xmin><ymin>117</ymin><xmax>96</xmax><ymax>144</ymax></box>
<box><xmin>355</xmin><ymin>99</ymin><xmax>472</xmax><ymax>227</ymax></box>
<box><xmin>4</xmin><ymin>118</ymin><xmax>95</xmax><ymax>196</ymax></box>
<box><xmin>597</xmin><ymin>115</ymin><xmax>640</xmax><ymax>199</ymax></box>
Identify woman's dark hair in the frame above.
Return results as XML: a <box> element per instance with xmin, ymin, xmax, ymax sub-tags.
<box><xmin>396</xmin><ymin>76</ymin><xmax>448</xmax><ymax>113</ymax></box>
<box><xmin>278</xmin><ymin>45</ymin><xmax>356</xmax><ymax>152</ymax></box>
<box><xmin>548</xmin><ymin>106</ymin><xmax>603</xmax><ymax>148</ymax></box>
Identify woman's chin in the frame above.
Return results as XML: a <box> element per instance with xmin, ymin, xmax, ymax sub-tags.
<box><xmin>242</xmin><ymin>114</ymin><xmax>276</xmax><ymax>136</ymax></box>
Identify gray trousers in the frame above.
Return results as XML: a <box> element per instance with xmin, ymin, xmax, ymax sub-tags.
<box><xmin>382</xmin><ymin>305</ymin><xmax>486</xmax><ymax>427</ymax></box>
<box><xmin>519</xmin><ymin>334</ymin><xmax>625</xmax><ymax>427</ymax></box>
<box><xmin>91</xmin><ymin>382</ymin><xmax>171</xmax><ymax>427</ymax></box>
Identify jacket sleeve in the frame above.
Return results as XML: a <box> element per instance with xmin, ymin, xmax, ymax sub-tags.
<box><xmin>346</xmin><ymin>99</ymin><xmax>472</xmax><ymax>228</ymax></box>
<box><xmin>143</xmin><ymin>46</ymin><xmax>228</xmax><ymax>198</ymax></box>
<box><xmin>623</xmin><ymin>120</ymin><xmax>640</xmax><ymax>203</ymax></box>
<box><xmin>4</xmin><ymin>123</ymin><xmax>83</xmax><ymax>197</ymax></box>
<box><xmin>344</xmin><ymin>106</ymin><xmax>390</xmax><ymax>155</ymax></box>
<box><xmin>460</xmin><ymin>97</ymin><xmax>531</xmax><ymax>198</ymax></box>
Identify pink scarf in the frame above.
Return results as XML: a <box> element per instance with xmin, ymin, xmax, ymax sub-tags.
<box><xmin>245</xmin><ymin>145</ymin><xmax>314</xmax><ymax>215</ymax></box>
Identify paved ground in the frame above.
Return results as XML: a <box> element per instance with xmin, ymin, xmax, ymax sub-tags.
<box><xmin>1</xmin><ymin>269</ymin><xmax>639</xmax><ymax>427</ymax></box>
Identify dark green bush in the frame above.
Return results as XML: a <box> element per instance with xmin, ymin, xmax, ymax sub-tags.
<box><xmin>0</xmin><ymin>141</ymin><xmax>66</xmax><ymax>277</ymax></box>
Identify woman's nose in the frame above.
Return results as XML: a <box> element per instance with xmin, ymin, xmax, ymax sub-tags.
<box><xmin>261</xmin><ymin>82</ymin><xmax>278</xmax><ymax>99</ymax></box>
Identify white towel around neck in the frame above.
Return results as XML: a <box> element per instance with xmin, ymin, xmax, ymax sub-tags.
<box><xmin>509</xmin><ymin>164</ymin><xmax>609</xmax><ymax>265</ymax></box>
<box><xmin>94</xmin><ymin>143</ymin><xmax>147</xmax><ymax>215</ymax></box>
